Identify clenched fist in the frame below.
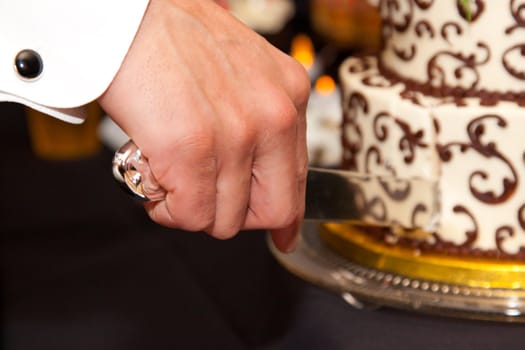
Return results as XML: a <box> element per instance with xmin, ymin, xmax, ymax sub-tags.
<box><xmin>98</xmin><ymin>0</ymin><xmax>310</xmax><ymax>252</ymax></box>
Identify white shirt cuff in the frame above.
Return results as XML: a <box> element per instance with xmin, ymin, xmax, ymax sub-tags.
<box><xmin>0</xmin><ymin>0</ymin><xmax>150</xmax><ymax>122</ymax></box>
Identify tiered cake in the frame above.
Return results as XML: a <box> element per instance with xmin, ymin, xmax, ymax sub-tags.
<box><xmin>322</xmin><ymin>0</ymin><xmax>525</xmax><ymax>288</ymax></box>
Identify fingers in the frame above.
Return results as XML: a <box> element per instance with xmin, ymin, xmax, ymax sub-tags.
<box><xmin>270</xmin><ymin>220</ymin><xmax>301</xmax><ymax>253</ymax></box>
<box><xmin>143</xmin><ymin>104</ymin><xmax>257</xmax><ymax>239</ymax></box>
<box><xmin>144</xmin><ymin>135</ymin><xmax>218</xmax><ymax>232</ymax></box>
<box><xmin>259</xmin><ymin>52</ymin><xmax>310</xmax><ymax>252</ymax></box>
<box><xmin>207</xmin><ymin>123</ymin><xmax>254</xmax><ymax>239</ymax></box>
<box><xmin>99</xmin><ymin>0</ymin><xmax>312</xmax><ymax>247</ymax></box>
<box><xmin>273</xmin><ymin>89</ymin><xmax>308</xmax><ymax>252</ymax></box>
<box><xmin>242</xmin><ymin>88</ymin><xmax>302</xmax><ymax>227</ymax></box>
<box><xmin>146</xmin><ymin>51</ymin><xmax>310</xmax><ymax>249</ymax></box>
<box><xmin>269</xmin><ymin>86</ymin><xmax>309</xmax><ymax>253</ymax></box>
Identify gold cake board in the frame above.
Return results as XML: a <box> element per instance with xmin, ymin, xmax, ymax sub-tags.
<box><xmin>268</xmin><ymin>222</ymin><xmax>525</xmax><ymax>323</ymax></box>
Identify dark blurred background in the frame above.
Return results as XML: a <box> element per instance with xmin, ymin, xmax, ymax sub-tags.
<box><xmin>2</xmin><ymin>1</ymin><xmax>524</xmax><ymax>349</ymax></box>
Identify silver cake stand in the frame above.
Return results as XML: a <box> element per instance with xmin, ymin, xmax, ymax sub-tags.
<box><xmin>268</xmin><ymin>222</ymin><xmax>525</xmax><ymax>323</ymax></box>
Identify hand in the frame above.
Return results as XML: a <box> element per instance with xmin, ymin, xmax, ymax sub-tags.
<box><xmin>98</xmin><ymin>0</ymin><xmax>310</xmax><ymax>252</ymax></box>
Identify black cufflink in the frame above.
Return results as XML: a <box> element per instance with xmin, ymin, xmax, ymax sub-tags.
<box><xmin>15</xmin><ymin>49</ymin><xmax>43</xmax><ymax>79</ymax></box>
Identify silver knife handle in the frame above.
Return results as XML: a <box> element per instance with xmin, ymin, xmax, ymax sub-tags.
<box><xmin>112</xmin><ymin>140</ymin><xmax>167</xmax><ymax>202</ymax></box>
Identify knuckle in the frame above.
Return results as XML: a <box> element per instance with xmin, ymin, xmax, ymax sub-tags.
<box><xmin>266</xmin><ymin>97</ymin><xmax>298</xmax><ymax>133</ymax></box>
<box><xmin>228</xmin><ymin>119</ymin><xmax>257</xmax><ymax>149</ymax></box>
<box><xmin>286</xmin><ymin>59</ymin><xmax>311</xmax><ymax>104</ymax></box>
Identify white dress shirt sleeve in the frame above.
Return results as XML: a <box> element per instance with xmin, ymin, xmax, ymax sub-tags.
<box><xmin>0</xmin><ymin>0</ymin><xmax>150</xmax><ymax>123</ymax></box>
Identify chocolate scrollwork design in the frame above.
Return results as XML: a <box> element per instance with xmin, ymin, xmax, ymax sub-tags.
<box><xmin>415</xmin><ymin>20</ymin><xmax>434</xmax><ymax>38</ymax></box>
<box><xmin>437</xmin><ymin>114</ymin><xmax>518</xmax><ymax>205</ymax></box>
<box><xmin>364</xmin><ymin>145</ymin><xmax>412</xmax><ymax>201</ymax></box>
<box><xmin>373</xmin><ymin>111</ymin><xmax>428</xmax><ymax>164</ymax></box>
<box><xmin>452</xmin><ymin>205</ymin><xmax>478</xmax><ymax>247</ymax></box>
<box><xmin>380</xmin><ymin>0</ymin><xmax>414</xmax><ymax>32</ymax></box>
<box><xmin>355</xmin><ymin>192</ymin><xmax>389</xmax><ymax>223</ymax></box>
<box><xmin>427</xmin><ymin>42</ymin><xmax>490</xmax><ymax>91</ymax></box>
<box><xmin>411</xmin><ymin>203</ymin><xmax>430</xmax><ymax>228</ymax></box>
<box><xmin>394</xmin><ymin>44</ymin><xmax>416</xmax><ymax>61</ymax></box>
<box><xmin>348</xmin><ymin>57</ymin><xmax>373</xmax><ymax>74</ymax></box>
<box><xmin>506</xmin><ymin>0</ymin><xmax>525</xmax><ymax>34</ymax></box>
<box><xmin>502</xmin><ymin>44</ymin><xmax>525</xmax><ymax>80</ymax></box>
<box><xmin>342</xmin><ymin>92</ymin><xmax>369</xmax><ymax>170</ymax></box>
<box><xmin>518</xmin><ymin>203</ymin><xmax>525</xmax><ymax>230</ymax></box>
<box><xmin>495</xmin><ymin>225</ymin><xmax>515</xmax><ymax>255</ymax></box>
<box><xmin>414</xmin><ymin>0</ymin><xmax>433</xmax><ymax>9</ymax></box>
<box><xmin>440</xmin><ymin>22</ymin><xmax>462</xmax><ymax>44</ymax></box>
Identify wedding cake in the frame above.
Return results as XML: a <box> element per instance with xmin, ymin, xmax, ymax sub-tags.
<box><xmin>322</xmin><ymin>0</ymin><xmax>525</xmax><ymax>288</ymax></box>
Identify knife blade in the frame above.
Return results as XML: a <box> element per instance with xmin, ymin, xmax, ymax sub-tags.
<box><xmin>113</xmin><ymin>140</ymin><xmax>439</xmax><ymax>231</ymax></box>
<box><xmin>304</xmin><ymin>167</ymin><xmax>439</xmax><ymax>231</ymax></box>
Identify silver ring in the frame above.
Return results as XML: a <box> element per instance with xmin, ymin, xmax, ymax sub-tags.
<box><xmin>112</xmin><ymin>140</ymin><xmax>167</xmax><ymax>202</ymax></box>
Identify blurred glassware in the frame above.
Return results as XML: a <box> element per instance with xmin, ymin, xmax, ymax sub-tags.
<box><xmin>26</xmin><ymin>102</ymin><xmax>102</xmax><ymax>160</ymax></box>
<box><xmin>310</xmin><ymin>0</ymin><xmax>381</xmax><ymax>51</ymax></box>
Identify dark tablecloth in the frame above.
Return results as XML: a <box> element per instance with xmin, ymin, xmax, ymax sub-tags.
<box><xmin>2</xmin><ymin>102</ymin><xmax>524</xmax><ymax>350</ymax></box>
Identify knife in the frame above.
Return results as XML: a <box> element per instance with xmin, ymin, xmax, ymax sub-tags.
<box><xmin>113</xmin><ymin>140</ymin><xmax>439</xmax><ymax>231</ymax></box>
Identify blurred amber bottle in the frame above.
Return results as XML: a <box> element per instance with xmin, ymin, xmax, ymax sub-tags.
<box><xmin>310</xmin><ymin>0</ymin><xmax>381</xmax><ymax>51</ymax></box>
<box><xmin>26</xmin><ymin>102</ymin><xmax>102</xmax><ymax>160</ymax></box>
